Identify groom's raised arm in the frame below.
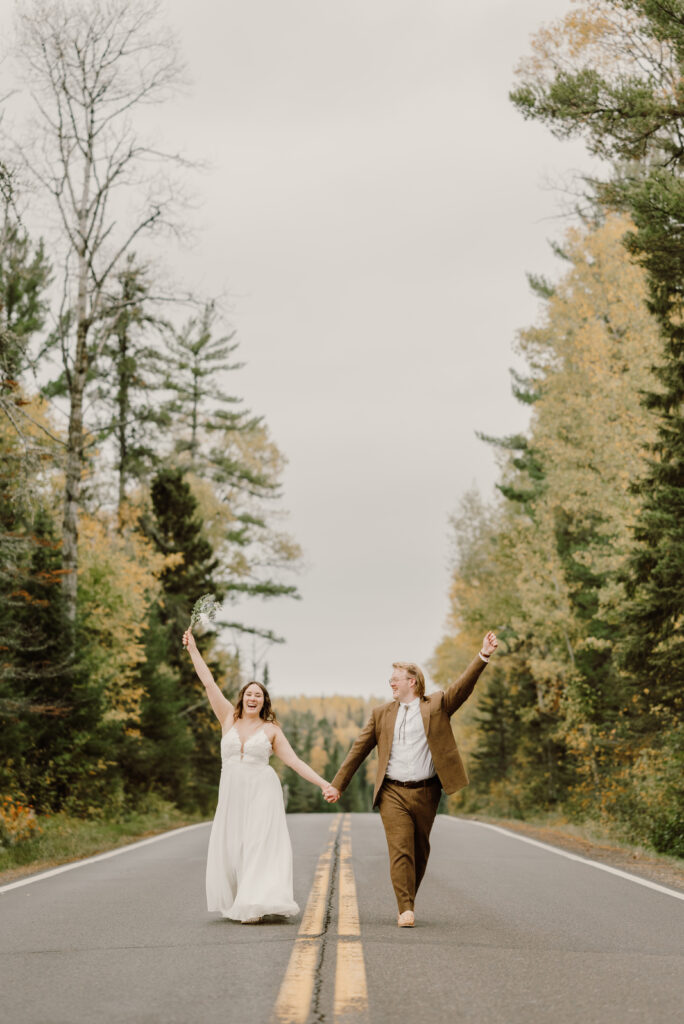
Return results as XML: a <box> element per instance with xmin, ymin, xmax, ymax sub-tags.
<box><xmin>442</xmin><ymin>656</ymin><xmax>488</xmax><ymax>717</ymax></box>
<box><xmin>443</xmin><ymin>631</ymin><xmax>498</xmax><ymax>717</ymax></box>
<box><xmin>330</xmin><ymin>712</ymin><xmax>378</xmax><ymax>795</ymax></box>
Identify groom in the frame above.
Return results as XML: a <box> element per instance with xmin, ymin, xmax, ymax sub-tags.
<box><xmin>325</xmin><ymin>632</ymin><xmax>498</xmax><ymax>927</ymax></box>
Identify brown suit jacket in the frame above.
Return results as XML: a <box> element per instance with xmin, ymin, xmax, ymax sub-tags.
<box><xmin>331</xmin><ymin>655</ymin><xmax>487</xmax><ymax>807</ymax></box>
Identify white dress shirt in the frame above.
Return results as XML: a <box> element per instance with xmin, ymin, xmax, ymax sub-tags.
<box><xmin>385</xmin><ymin>697</ymin><xmax>435</xmax><ymax>782</ymax></box>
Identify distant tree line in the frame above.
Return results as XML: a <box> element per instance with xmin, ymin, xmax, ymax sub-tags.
<box><xmin>432</xmin><ymin>0</ymin><xmax>683</xmax><ymax>856</ymax></box>
<box><xmin>274</xmin><ymin>697</ymin><xmax>380</xmax><ymax>813</ymax></box>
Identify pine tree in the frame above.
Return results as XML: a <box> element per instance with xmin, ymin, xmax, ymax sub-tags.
<box><xmin>0</xmin><ymin>218</ymin><xmax>51</xmax><ymax>383</ymax></box>
<box><xmin>0</xmin><ymin>493</ymin><xmax>73</xmax><ymax>806</ymax></box>
<box><xmin>0</xmin><ymin>205</ymin><xmax>74</xmax><ymax>809</ymax></box>
<box><xmin>616</xmin><ymin>179</ymin><xmax>684</xmax><ymax>717</ymax></box>
<box><xmin>127</xmin><ymin>606</ymin><xmax>196</xmax><ymax>808</ymax></box>
<box><xmin>138</xmin><ymin>465</ymin><xmax>227</xmax><ymax>811</ymax></box>
<box><xmin>144</xmin><ymin>466</ymin><xmax>223</xmax><ymax>642</ymax></box>
<box><xmin>0</xmin><ymin>193</ymin><xmax>53</xmax><ymax>474</ymax></box>
<box><xmin>162</xmin><ymin>302</ymin><xmax>300</xmax><ymax>623</ymax></box>
<box><xmin>93</xmin><ymin>255</ymin><xmax>170</xmax><ymax>517</ymax></box>
<box><xmin>163</xmin><ymin>301</ymin><xmax>254</xmax><ymax>471</ymax></box>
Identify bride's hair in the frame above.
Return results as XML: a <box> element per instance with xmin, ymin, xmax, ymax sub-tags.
<box><xmin>233</xmin><ymin>681</ymin><xmax>278</xmax><ymax>723</ymax></box>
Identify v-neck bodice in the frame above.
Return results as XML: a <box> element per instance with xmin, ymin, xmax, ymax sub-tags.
<box><xmin>221</xmin><ymin>725</ymin><xmax>272</xmax><ymax>767</ymax></box>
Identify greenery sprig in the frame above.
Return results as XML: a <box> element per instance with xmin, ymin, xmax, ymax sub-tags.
<box><xmin>190</xmin><ymin>593</ymin><xmax>221</xmax><ymax>628</ymax></box>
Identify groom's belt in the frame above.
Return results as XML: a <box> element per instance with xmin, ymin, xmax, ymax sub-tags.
<box><xmin>385</xmin><ymin>775</ymin><xmax>440</xmax><ymax>789</ymax></box>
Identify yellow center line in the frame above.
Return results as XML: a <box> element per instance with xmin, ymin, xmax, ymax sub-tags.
<box><xmin>271</xmin><ymin>814</ymin><xmax>370</xmax><ymax>1024</ymax></box>
<box><xmin>272</xmin><ymin>816</ymin><xmax>340</xmax><ymax>1024</ymax></box>
<box><xmin>272</xmin><ymin>940</ymin><xmax>318</xmax><ymax>1024</ymax></box>
<box><xmin>334</xmin><ymin>817</ymin><xmax>369</xmax><ymax>1024</ymax></box>
<box><xmin>299</xmin><ymin>815</ymin><xmax>338</xmax><ymax>936</ymax></box>
<box><xmin>337</xmin><ymin>818</ymin><xmax>360</xmax><ymax>936</ymax></box>
<box><xmin>334</xmin><ymin>943</ymin><xmax>368</xmax><ymax>1022</ymax></box>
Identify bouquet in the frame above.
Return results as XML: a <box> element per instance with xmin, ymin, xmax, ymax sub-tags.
<box><xmin>190</xmin><ymin>593</ymin><xmax>221</xmax><ymax>629</ymax></box>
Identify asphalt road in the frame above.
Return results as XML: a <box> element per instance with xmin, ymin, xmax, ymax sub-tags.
<box><xmin>1</xmin><ymin>813</ymin><xmax>682</xmax><ymax>1024</ymax></box>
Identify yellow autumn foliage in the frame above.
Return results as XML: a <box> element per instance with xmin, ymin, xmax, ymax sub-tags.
<box><xmin>433</xmin><ymin>212</ymin><xmax>663</xmax><ymax>796</ymax></box>
<box><xmin>77</xmin><ymin>510</ymin><xmax>173</xmax><ymax>729</ymax></box>
<box><xmin>516</xmin><ymin>0</ymin><xmax>676</xmax><ymax>96</ymax></box>
<box><xmin>0</xmin><ymin>389</ymin><xmax>63</xmax><ymax>500</ymax></box>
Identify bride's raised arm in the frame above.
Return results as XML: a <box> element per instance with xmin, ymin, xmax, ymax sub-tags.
<box><xmin>272</xmin><ymin>727</ymin><xmax>331</xmax><ymax>795</ymax></box>
<box><xmin>182</xmin><ymin>628</ymin><xmax>233</xmax><ymax>728</ymax></box>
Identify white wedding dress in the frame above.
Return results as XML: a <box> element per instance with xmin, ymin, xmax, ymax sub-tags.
<box><xmin>205</xmin><ymin>724</ymin><xmax>300</xmax><ymax>922</ymax></box>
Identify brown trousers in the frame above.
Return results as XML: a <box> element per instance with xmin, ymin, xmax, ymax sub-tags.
<box><xmin>377</xmin><ymin>777</ymin><xmax>442</xmax><ymax>913</ymax></box>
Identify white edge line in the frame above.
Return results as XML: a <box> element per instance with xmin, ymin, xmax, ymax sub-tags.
<box><xmin>0</xmin><ymin>821</ymin><xmax>210</xmax><ymax>895</ymax></box>
<box><xmin>446</xmin><ymin>817</ymin><xmax>684</xmax><ymax>902</ymax></box>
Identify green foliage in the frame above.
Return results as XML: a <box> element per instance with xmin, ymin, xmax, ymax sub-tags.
<box><xmin>137</xmin><ymin>465</ymin><xmax>228</xmax><ymax>812</ymax></box>
<box><xmin>127</xmin><ymin>606</ymin><xmax>196</xmax><ymax>809</ymax></box>
<box><xmin>612</xmin><ymin>172</ymin><xmax>684</xmax><ymax>715</ymax></box>
<box><xmin>0</xmin><ymin>499</ymin><xmax>75</xmax><ymax>808</ymax></box>
<box><xmin>144</xmin><ymin>466</ymin><xmax>223</xmax><ymax>637</ymax></box>
<box><xmin>93</xmin><ymin>255</ymin><xmax>171</xmax><ymax>510</ymax></box>
<box><xmin>0</xmin><ymin>213</ymin><xmax>51</xmax><ymax>382</ymax></box>
<box><xmin>163</xmin><ymin>301</ymin><xmax>250</xmax><ymax>468</ymax></box>
<box><xmin>0</xmin><ymin>414</ymin><xmax>87</xmax><ymax>814</ymax></box>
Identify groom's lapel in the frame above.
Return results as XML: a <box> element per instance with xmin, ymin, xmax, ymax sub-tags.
<box><xmin>420</xmin><ymin>697</ymin><xmax>430</xmax><ymax>738</ymax></box>
<box><xmin>384</xmin><ymin>700</ymin><xmax>399</xmax><ymax>742</ymax></box>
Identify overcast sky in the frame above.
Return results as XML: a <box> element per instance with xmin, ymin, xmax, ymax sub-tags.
<box><xmin>8</xmin><ymin>0</ymin><xmax>596</xmax><ymax>698</ymax></box>
<box><xmin>154</xmin><ymin>0</ymin><xmax>597</xmax><ymax>698</ymax></box>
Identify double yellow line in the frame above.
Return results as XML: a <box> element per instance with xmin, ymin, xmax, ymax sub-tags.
<box><xmin>272</xmin><ymin>814</ymin><xmax>369</xmax><ymax>1024</ymax></box>
<box><xmin>335</xmin><ymin>815</ymin><xmax>368</xmax><ymax>1022</ymax></box>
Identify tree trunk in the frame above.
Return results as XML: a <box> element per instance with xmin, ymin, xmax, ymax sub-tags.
<box><xmin>116</xmin><ymin>324</ymin><xmax>129</xmax><ymax>526</ymax></box>
<box><xmin>61</xmin><ymin>313</ymin><xmax>88</xmax><ymax>622</ymax></box>
<box><xmin>62</xmin><ymin>159</ymin><xmax>92</xmax><ymax>622</ymax></box>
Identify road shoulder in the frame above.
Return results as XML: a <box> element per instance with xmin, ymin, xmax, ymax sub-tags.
<box><xmin>458</xmin><ymin>815</ymin><xmax>684</xmax><ymax>894</ymax></box>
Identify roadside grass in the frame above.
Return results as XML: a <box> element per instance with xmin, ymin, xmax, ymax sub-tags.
<box><xmin>461</xmin><ymin>810</ymin><xmax>684</xmax><ymax>872</ymax></box>
<box><xmin>0</xmin><ymin>798</ymin><xmax>207</xmax><ymax>884</ymax></box>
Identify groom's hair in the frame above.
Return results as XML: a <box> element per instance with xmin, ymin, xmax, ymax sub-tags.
<box><xmin>392</xmin><ymin>661</ymin><xmax>425</xmax><ymax>698</ymax></box>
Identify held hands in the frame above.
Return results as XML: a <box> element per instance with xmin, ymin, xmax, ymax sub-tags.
<box><xmin>182</xmin><ymin>627</ymin><xmax>197</xmax><ymax>654</ymax></box>
<box><xmin>481</xmin><ymin>631</ymin><xmax>498</xmax><ymax>658</ymax></box>
<box><xmin>322</xmin><ymin>783</ymin><xmax>340</xmax><ymax>804</ymax></box>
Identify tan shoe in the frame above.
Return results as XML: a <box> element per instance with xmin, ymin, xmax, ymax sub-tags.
<box><xmin>397</xmin><ymin>910</ymin><xmax>415</xmax><ymax>928</ymax></box>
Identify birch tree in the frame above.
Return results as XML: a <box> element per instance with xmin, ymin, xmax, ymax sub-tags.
<box><xmin>12</xmin><ymin>0</ymin><xmax>186</xmax><ymax>621</ymax></box>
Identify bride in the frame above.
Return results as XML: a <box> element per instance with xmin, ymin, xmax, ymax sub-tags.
<box><xmin>183</xmin><ymin>627</ymin><xmax>334</xmax><ymax>923</ymax></box>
